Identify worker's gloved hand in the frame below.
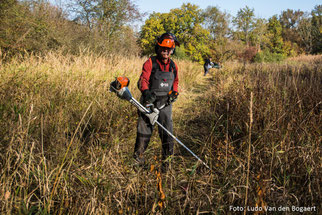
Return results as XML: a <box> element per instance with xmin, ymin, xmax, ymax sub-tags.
<box><xmin>142</xmin><ymin>90</ymin><xmax>156</xmax><ymax>105</ymax></box>
<box><xmin>168</xmin><ymin>91</ymin><xmax>179</xmax><ymax>104</ymax></box>
<box><xmin>145</xmin><ymin>106</ymin><xmax>159</xmax><ymax>125</ymax></box>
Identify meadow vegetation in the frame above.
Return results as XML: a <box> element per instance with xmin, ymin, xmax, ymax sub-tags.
<box><xmin>0</xmin><ymin>52</ymin><xmax>320</xmax><ymax>214</ymax></box>
<box><xmin>1</xmin><ymin>0</ymin><xmax>321</xmax><ymax>214</ymax></box>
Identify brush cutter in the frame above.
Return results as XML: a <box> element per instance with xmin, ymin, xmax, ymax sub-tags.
<box><xmin>110</xmin><ymin>77</ymin><xmax>210</xmax><ymax>170</ymax></box>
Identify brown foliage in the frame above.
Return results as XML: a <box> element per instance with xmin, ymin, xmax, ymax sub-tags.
<box><xmin>237</xmin><ymin>46</ymin><xmax>258</xmax><ymax>63</ymax></box>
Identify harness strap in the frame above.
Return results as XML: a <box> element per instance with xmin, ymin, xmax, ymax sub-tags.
<box><xmin>150</xmin><ymin>56</ymin><xmax>177</xmax><ymax>76</ymax></box>
<box><xmin>150</xmin><ymin>56</ymin><xmax>177</xmax><ymax>91</ymax></box>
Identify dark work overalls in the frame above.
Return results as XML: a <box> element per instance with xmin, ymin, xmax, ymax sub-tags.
<box><xmin>134</xmin><ymin>56</ymin><xmax>177</xmax><ymax>166</ymax></box>
<box><xmin>204</xmin><ymin>59</ymin><xmax>212</xmax><ymax>76</ymax></box>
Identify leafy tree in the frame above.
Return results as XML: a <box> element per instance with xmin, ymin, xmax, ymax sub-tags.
<box><xmin>279</xmin><ymin>9</ymin><xmax>304</xmax><ymax>52</ymax></box>
<box><xmin>202</xmin><ymin>6</ymin><xmax>230</xmax><ymax>40</ymax></box>
<box><xmin>139</xmin><ymin>3</ymin><xmax>209</xmax><ymax>62</ymax></box>
<box><xmin>267</xmin><ymin>15</ymin><xmax>285</xmax><ymax>54</ymax></box>
<box><xmin>232</xmin><ymin>6</ymin><xmax>255</xmax><ymax>46</ymax></box>
<box><xmin>71</xmin><ymin>0</ymin><xmax>98</xmax><ymax>30</ymax></box>
<box><xmin>70</xmin><ymin>0</ymin><xmax>141</xmax><ymax>43</ymax></box>
<box><xmin>163</xmin><ymin>3</ymin><xmax>205</xmax><ymax>44</ymax></box>
<box><xmin>184</xmin><ymin>23</ymin><xmax>210</xmax><ymax>62</ymax></box>
<box><xmin>0</xmin><ymin>0</ymin><xmax>141</xmax><ymax>57</ymax></box>
<box><xmin>0</xmin><ymin>0</ymin><xmax>17</xmax><ymax>17</ymax></box>
<box><xmin>208</xmin><ymin>38</ymin><xmax>242</xmax><ymax>62</ymax></box>
<box><xmin>97</xmin><ymin>0</ymin><xmax>141</xmax><ymax>39</ymax></box>
<box><xmin>201</xmin><ymin>6</ymin><xmax>233</xmax><ymax>63</ymax></box>
<box><xmin>250</xmin><ymin>18</ymin><xmax>268</xmax><ymax>51</ymax></box>
<box><xmin>0</xmin><ymin>0</ymin><xmax>60</xmax><ymax>54</ymax></box>
<box><xmin>0</xmin><ymin>0</ymin><xmax>24</xmax><ymax>52</ymax></box>
<box><xmin>64</xmin><ymin>0</ymin><xmax>142</xmax><ymax>54</ymax></box>
<box><xmin>72</xmin><ymin>0</ymin><xmax>141</xmax><ymax>29</ymax></box>
<box><xmin>139</xmin><ymin>12</ymin><xmax>165</xmax><ymax>55</ymax></box>
<box><xmin>166</xmin><ymin>3</ymin><xmax>210</xmax><ymax>62</ymax></box>
<box><xmin>311</xmin><ymin>5</ymin><xmax>322</xmax><ymax>53</ymax></box>
<box><xmin>279</xmin><ymin>9</ymin><xmax>304</xmax><ymax>29</ymax></box>
<box><xmin>297</xmin><ymin>14</ymin><xmax>314</xmax><ymax>53</ymax></box>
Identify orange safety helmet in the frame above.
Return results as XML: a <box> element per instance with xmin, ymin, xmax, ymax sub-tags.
<box><xmin>157</xmin><ymin>33</ymin><xmax>180</xmax><ymax>48</ymax></box>
<box><xmin>158</xmin><ymin>38</ymin><xmax>175</xmax><ymax>48</ymax></box>
<box><xmin>155</xmin><ymin>33</ymin><xmax>180</xmax><ymax>54</ymax></box>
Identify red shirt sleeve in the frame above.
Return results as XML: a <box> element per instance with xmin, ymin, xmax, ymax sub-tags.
<box><xmin>138</xmin><ymin>58</ymin><xmax>152</xmax><ymax>92</ymax></box>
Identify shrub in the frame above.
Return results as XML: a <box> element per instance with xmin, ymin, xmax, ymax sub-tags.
<box><xmin>241</xmin><ymin>46</ymin><xmax>258</xmax><ymax>62</ymax></box>
<box><xmin>253</xmin><ymin>49</ymin><xmax>286</xmax><ymax>63</ymax></box>
<box><xmin>173</xmin><ymin>45</ymin><xmax>189</xmax><ymax>60</ymax></box>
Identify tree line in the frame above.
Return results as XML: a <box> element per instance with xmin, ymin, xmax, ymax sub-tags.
<box><xmin>0</xmin><ymin>0</ymin><xmax>142</xmax><ymax>58</ymax></box>
<box><xmin>0</xmin><ymin>0</ymin><xmax>321</xmax><ymax>63</ymax></box>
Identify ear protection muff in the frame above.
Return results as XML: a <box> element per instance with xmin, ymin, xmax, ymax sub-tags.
<box><xmin>155</xmin><ymin>44</ymin><xmax>158</xmax><ymax>53</ymax></box>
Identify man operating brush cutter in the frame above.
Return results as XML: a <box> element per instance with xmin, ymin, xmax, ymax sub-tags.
<box><xmin>135</xmin><ymin>33</ymin><xmax>180</xmax><ymax>172</ymax></box>
<box><xmin>110</xmin><ymin>33</ymin><xmax>210</xmax><ymax>173</ymax></box>
<box><xmin>110</xmin><ymin>77</ymin><xmax>210</xmax><ymax>172</ymax></box>
<box><xmin>110</xmin><ymin>77</ymin><xmax>210</xmax><ymax>173</ymax></box>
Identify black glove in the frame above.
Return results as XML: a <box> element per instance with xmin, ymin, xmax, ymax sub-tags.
<box><xmin>142</xmin><ymin>90</ymin><xmax>156</xmax><ymax>105</ymax></box>
<box><xmin>168</xmin><ymin>91</ymin><xmax>179</xmax><ymax>104</ymax></box>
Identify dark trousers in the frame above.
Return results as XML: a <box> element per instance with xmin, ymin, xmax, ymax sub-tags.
<box><xmin>204</xmin><ymin>65</ymin><xmax>209</xmax><ymax>76</ymax></box>
<box><xmin>134</xmin><ymin>103</ymin><xmax>174</xmax><ymax>162</ymax></box>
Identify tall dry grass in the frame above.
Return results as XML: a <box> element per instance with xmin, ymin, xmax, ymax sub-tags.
<box><xmin>0</xmin><ymin>52</ymin><xmax>321</xmax><ymax>214</ymax></box>
<box><xmin>175</xmin><ymin>55</ymin><xmax>321</xmax><ymax>213</ymax></box>
<box><xmin>0</xmin><ymin>51</ymin><xmax>204</xmax><ymax>214</ymax></box>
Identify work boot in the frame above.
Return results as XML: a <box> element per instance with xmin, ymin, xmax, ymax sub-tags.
<box><xmin>133</xmin><ymin>154</ymin><xmax>147</xmax><ymax>171</ymax></box>
<box><xmin>135</xmin><ymin>157</ymin><xmax>145</xmax><ymax>166</ymax></box>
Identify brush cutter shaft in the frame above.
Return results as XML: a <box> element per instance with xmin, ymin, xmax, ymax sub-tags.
<box><xmin>155</xmin><ymin>121</ymin><xmax>210</xmax><ymax>169</ymax></box>
<box><xmin>110</xmin><ymin>83</ymin><xmax>210</xmax><ymax>170</ymax></box>
<box><xmin>129</xmin><ymin>97</ymin><xmax>149</xmax><ymax>113</ymax></box>
<box><xmin>130</xmin><ymin>97</ymin><xmax>210</xmax><ymax>170</ymax></box>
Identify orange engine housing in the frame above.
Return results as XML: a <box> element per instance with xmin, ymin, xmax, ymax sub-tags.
<box><xmin>116</xmin><ymin>77</ymin><xmax>129</xmax><ymax>89</ymax></box>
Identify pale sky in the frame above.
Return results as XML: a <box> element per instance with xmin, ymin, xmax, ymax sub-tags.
<box><xmin>135</xmin><ymin>0</ymin><xmax>319</xmax><ymax>19</ymax></box>
<box><xmin>50</xmin><ymin>0</ymin><xmax>320</xmax><ymax>26</ymax></box>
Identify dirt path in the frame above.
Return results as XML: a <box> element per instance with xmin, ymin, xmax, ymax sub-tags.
<box><xmin>173</xmin><ymin>74</ymin><xmax>212</xmax><ymax>116</ymax></box>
